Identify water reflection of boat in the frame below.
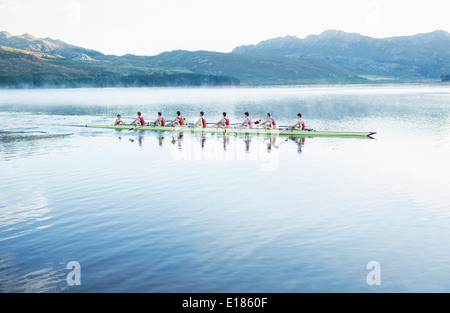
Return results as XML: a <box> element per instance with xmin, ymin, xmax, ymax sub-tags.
<box><xmin>126</xmin><ymin>130</ymin><xmax>309</xmax><ymax>156</ymax></box>
<box><xmin>86</xmin><ymin>124</ymin><xmax>376</xmax><ymax>138</ymax></box>
<box><xmin>170</xmin><ymin>132</ymin><xmax>184</xmax><ymax>149</ymax></box>
<box><xmin>274</xmin><ymin>136</ymin><xmax>305</xmax><ymax>154</ymax></box>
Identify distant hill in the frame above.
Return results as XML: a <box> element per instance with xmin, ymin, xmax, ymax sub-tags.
<box><xmin>133</xmin><ymin>50</ymin><xmax>361</xmax><ymax>85</ymax></box>
<box><xmin>0</xmin><ymin>31</ymin><xmax>104</xmax><ymax>61</ymax></box>
<box><xmin>0</xmin><ymin>45</ymin><xmax>239</xmax><ymax>88</ymax></box>
<box><xmin>233</xmin><ymin>30</ymin><xmax>450</xmax><ymax>81</ymax></box>
<box><xmin>0</xmin><ymin>31</ymin><xmax>364</xmax><ymax>88</ymax></box>
<box><xmin>0</xmin><ymin>32</ymin><xmax>240</xmax><ymax>88</ymax></box>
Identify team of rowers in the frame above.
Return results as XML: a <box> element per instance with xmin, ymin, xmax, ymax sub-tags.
<box><xmin>115</xmin><ymin>111</ymin><xmax>306</xmax><ymax>130</ymax></box>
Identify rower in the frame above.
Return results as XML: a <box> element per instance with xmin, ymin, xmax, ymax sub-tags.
<box><xmin>154</xmin><ymin>112</ymin><xmax>166</xmax><ymax>126</ymax></box>
<box><xmin>115</xmin><ymin>114</ymin><xmax>125</xmax><ymax>125</ymax></box>
<box><xmin>239</xmin><ymin>112</ymin><xmax>253</xmax><ymax>128</ymax></box>
<box><xmin>214</xmin><ymin>112</ymin><xmax>230</xmax><ymax>128</ymax></box>
<box><xmin>260</xmin><ymin>113</ymin><xmax>277</xmax><ymax>130</ymax></box>
<box><xmin>131</xmin><ymin>112</ymin><xmax>145</xmax><ymax>126</ymax></box>
<box><xmin>195</xmin><ymin>111</ymin><xmax>207</xmax><ymax>128</ymax></box>
<box><xmin>170</xmin><ymin>111</ymin><xmax>184</xmax><ymax>127</ymax></box>
<box><xmin>290</xmin><ymin>113</ymin><xmax>305</xmax><ymax>130</ymax></box>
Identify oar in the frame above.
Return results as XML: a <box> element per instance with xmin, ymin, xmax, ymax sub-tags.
<box><xmin>272</xmin><ymin>127</ymin><xmax>292</xmax><ymax>138</ymax></box>
<box><xmin>274</xmin><ymin>138</ymin><xmax>290</xmax><ymax>149</ymax></box>
<box><xmin>128</xmin><ymin>123</ymin><xmax>146</xmax><ymax>131</ymax></box>
<box><xmin>278</xmin><ymin>125</ymin><xmax>310</xmax><ymax>129</ymax></box>
<box><xmin>277</xmin><ymin>125</ymin><xmax>314</xmax><ymax>132</ymax></box>
<box><xmin>206</xmin><ymin>122</ymin><xmax>241</xmax><ymax>125</ymax></box>
<box><xmin>170</xmin><ymin>125</ymin><xmax>188</xmax><ymax>135</ymax></box>
<box><xmin>68</xmin><ymin>124</ymin><xmax>89</xmax><ymax>128</ymax></box>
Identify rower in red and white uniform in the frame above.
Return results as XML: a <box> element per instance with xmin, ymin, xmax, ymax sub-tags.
<box><xmin>239</xmin><ymin>112</ymin><xmax>253</xmax><ymax>128</ymax></box>
<box><xmin>115</xmin><ymin>114</ymin><xmax>125</xmax><ymax>125</ymax></box>
<box><xmin>194</xmin><ymin>111</ymin><xmax>207</xmax><ymax>128</ymax></box>
<box><xmin>260</xmin><ymin>113</ymin><xmax>277</xmax><ymax>130</ymax></box>
<box><xmin>290</xmin><ymin>113</ymin><xmax>305</xmax><ymax>130</ymax></box>
<box><xmin>154</xmin><ymin>112</ymin><xmax>165</xmax><ymax>126</ymax></box>
<box><xmin>170</xmin><ymin>111</ymin><xmax>184</xmax><ymax>127</ymax></box>
<box><xmin>214</xmin><ymin>112</ymin><xmax>230</xmax><ymax>128</ymax></box>
<box><xmin>131</xmin><ymin>112</ymin><xmax>145</xmax><ymax>126</ymax></box>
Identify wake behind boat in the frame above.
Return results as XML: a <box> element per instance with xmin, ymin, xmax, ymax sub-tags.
<box><xmin>85</xmin><ymin>124</ymin><xmax>376</xmax><ymax>138</ymax></box>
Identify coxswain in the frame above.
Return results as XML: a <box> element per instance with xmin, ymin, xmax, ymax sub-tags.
<box><xmin>115</xmin><ymin>114</ymin><xmax>125</xmax><ymax>125</ymax></box>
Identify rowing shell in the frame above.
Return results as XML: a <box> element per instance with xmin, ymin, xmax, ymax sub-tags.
<box><xmin>86</xmin><ymin>124</ymin><xmax>376</xmax><ymax>138</ymax></box>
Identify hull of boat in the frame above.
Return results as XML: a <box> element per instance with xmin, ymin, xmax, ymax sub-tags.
<box><xmin>86</xmin><ymin>125</ymin><xmax>376</xmax><ymax>138</ymax></box>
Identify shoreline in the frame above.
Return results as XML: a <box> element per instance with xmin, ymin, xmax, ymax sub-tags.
<box><xmin>0</xmin><ymin>81</ymin><xmax>448</xmax><ymax>92</ymax></box>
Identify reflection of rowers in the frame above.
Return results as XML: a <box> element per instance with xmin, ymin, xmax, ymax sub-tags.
<box><xmin>291</xmin><ymin>136</ymin><xmax>305</xmax><ymax>154</ymax></box>
<box><xmin>222</xmin><ymin>134</ymin><xmax>231</xmax><ymax>151</ymax></box>
<box><xmin>158</xmin><ymin>135</ymin><xmax>165</xmax><ymax>147</ymax></box>
<box><xmin>200</xmin><ymin>133</ymin><xmax>206</xmax><ymax>149</ymax></box>
<box><xmin>244</xmin><ymin>135</ymin><xmax>252</xmax><ymax>152</ymax></box>
<box><xmin>266</xmin><ymin>136</ymin><xmax>278</xmax><ymax>152</ymax></box>
<box><xmin>171</xmin><ymin>132</ymin><xmax>184</xmax><ymax>148</ymax></box>
<box><xmin>177</xmin><ymin>133</ymin><xmax>184</xmax><ymax>149</ymax></box>
<box><xmin>274</xmin><ymin>136</ymin><xmax>305</xmax><ymax>154</ymax></box>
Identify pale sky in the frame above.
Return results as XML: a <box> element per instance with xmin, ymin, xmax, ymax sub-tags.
<box><xmin>0</xmin><ymin>0</ymin><xmax>449</xmax><ymax>56</ymax></box>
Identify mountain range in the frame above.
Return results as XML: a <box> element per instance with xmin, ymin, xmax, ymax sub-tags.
<box><xmin>233</xmin><ymin>29</ymin><xmax>450</xmax><ymax>81</ymax></box>
<box><xmin>1</xmin><ymin>30</ymin><xmax>449</xmax><ymax>88</ymax></box>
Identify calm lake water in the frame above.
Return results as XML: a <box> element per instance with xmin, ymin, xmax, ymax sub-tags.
<box><xmin>1</xmin><ymin>85</ymin><xmax>450</xmax><ymax>293</ymax></box>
